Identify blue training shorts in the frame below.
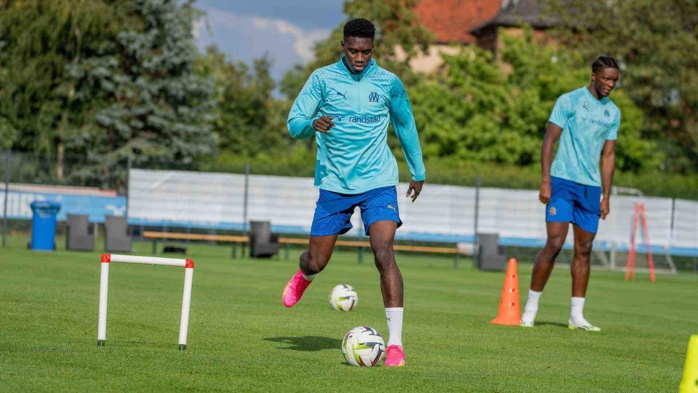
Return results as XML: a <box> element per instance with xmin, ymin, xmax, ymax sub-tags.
<box><xmin>310</xmin><ymin>186</ymin><xmax>402</xmax><ymax>236</ymax></box>
<box><xmin>546</xmin><ymin>176</ymin><xmax>601</xmax><ymax>234</ymax></box>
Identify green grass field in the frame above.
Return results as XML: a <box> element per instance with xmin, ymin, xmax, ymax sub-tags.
<box><xmin>1</xmin><ymin>237</ymin><xmax>696</xmax><ymax>392</ymax></box>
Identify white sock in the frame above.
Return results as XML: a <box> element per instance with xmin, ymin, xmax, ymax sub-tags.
<box><xmin>570</xmin><ymin>297</ymin><xmax>586</xmax><ymax>322</ymax></box>
<box><xmin>521</xmin><ymin>289</ymin><xmax>542</xmax><ymax>322</ymax></box>
<box><xmin>301</xmin><ymin>272</ymin><xmax>315</xmax><ymax>281</ymax></box>
<box><xmin>385</xmin><ymin>307</ymin><xmax>403</xmax><ymax>347</ymax></box>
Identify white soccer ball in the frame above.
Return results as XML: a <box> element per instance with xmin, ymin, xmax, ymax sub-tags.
<box><xmin>341</xmin><ymin>326</ymin><xmax>385</xmax><ymax>367</ymax></box>
<box><xmin>329</xmin><ymin>284</ymin><xmax>358</xmax><ymax>311</ymax></box>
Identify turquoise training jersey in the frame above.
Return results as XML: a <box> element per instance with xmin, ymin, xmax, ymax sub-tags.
<box><xmin>287</xmin><ymin>57</ymin><xmax>425</xmax><ymax>194</ymax></box>
<box><xmin>549</xmin><ymin>86</ymin><xmax>621</xmax><ymax>187</ymax></box>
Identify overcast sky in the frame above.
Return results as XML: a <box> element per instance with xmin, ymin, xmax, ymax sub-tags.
<box><xmin>194</xmin><ymin>0</ymin><xmax>346</xmax><ymax>81</ymax></box>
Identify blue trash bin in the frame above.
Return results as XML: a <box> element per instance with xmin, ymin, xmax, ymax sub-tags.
<box><xmin>30</xmin><ymin>201</ymin><xmax>61</xmax><ymax>251</ymax></box>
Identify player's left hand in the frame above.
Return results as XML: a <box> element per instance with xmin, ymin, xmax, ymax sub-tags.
<box><xmin>600</xmin><ymin>198</ymin><xmax>610</xmax><ymax>220</ymax></box>
<box><xmin>406</xmin><ymin>180</ymin><xmax>424</xmax><ymax>203</ymax></box>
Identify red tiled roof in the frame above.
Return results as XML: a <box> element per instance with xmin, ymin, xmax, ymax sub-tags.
<box><xmin>413</xmin><ymin>0</ymin><xmax>502</xmax><ymax>44</ymax></box>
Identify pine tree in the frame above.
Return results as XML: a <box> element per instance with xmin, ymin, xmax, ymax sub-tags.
<box><xmin>67</xmin><ymin>0</ymin><xmax>217</xmax><ymax>188</ymax></box>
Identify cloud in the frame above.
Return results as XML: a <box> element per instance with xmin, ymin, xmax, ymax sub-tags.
<box><xmin>196</xmin><ymin>7</ymin><xmax>331</xmax><ymax>79</ymax></box>
<box><xmin>192</xmin><ymin>19</ymin><xmax>205</xmax><ymax>41</ymax></box>
<box><xmin>251</xmin><ymin>17</ymin><xmax>330</xmax><ymax>63</ymax></box>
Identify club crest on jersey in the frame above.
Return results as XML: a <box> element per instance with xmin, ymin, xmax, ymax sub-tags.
<box><xmin>583</xmin><ymin>101</ymin><xmax>589</xmax><ymax>111</ymax></box>
<box><xmin>369</xmin><ymin>91</ymin><xmax>380</xmax><ymax>103</ymax></box>
<box><xmin>604</xmin><ymin>109</ymin><xmax>610</xmax><ymax>117</ymax></box>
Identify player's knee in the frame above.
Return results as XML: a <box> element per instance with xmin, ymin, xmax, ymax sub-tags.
<box><xmin>372</xmin><ymin>243</ymin><xmax>395</xmax><ymax>269</ymax></box>
<box><xmin>574</xmin><ymin>242</ymin><xmax>593</xmax><ymax>258</ymax></box>
<box><xmin>545</xmin><ymin>238</ymin><xmax>565</xmax><ymax>254</ymax></box>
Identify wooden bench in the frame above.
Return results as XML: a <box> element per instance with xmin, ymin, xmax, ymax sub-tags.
<box><xmin>142</xmin><ymin>231</ymin><xmax>250</xmax><ymax>257</ymax></box>
<box><xmin>141</xmin><ymin>231</ymin><xmax>463</xmax><ymax>266</ymax></box>
<box><xmin>279</xmin><ymin>237</ymin><xmax>462</xmax><ymax>267</ymax></box>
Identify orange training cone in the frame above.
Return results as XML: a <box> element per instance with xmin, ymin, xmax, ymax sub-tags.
<box><xmin>490</xmin><ymin>258</ymin><xmax>521</xmax><ymax>326</ymax></box>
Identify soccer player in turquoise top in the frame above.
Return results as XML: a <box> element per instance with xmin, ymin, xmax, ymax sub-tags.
<box><xmin>282</xmin><ymin>18</ymin><xmax>425</xmax><ymax>367</ymax></box>
<box><xmin>520</xmin><ymin>56</ymin><xmax>621</xmax><ymax>331</ymax></box>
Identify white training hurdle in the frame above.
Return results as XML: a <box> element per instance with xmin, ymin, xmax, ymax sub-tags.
<box><xmin>97</xmin><ymin>254</ymin><xmax>195</xmax><ymax>350</ymax></box>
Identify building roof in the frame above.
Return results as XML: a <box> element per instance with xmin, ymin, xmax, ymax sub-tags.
<box><xmin>413</xmin><ymin>0</ymin><xmax>502</xmax><ymax>44</ymax></box>
<box><xmin>473</xmin><ymin>0</ymin><xmax>563</xmax><ymax>32</ymax></box>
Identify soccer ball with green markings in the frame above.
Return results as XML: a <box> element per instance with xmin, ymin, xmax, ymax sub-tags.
<box><xmin>329</xmin><ymin>284</ymin><xmax>358</xmax><ymax>311</ymax></box>
<box><xmin>341</xmin><ymin>326</ymin><xmax>385</xmax><ymax>367</ymax></box>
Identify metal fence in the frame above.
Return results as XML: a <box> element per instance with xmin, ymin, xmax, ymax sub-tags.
<box><xmin>2</xmin><ymin>149</ymin><xmax>697</xmax><ymax>272</ymax></box>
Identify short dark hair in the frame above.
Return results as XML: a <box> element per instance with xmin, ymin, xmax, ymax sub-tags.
<box><xmin>343</xmin><ymin>18</ymin><xmax>375</xmax><ymax>40</ymax></box>
<box><xmin>592</xmin><ymin>55</ymin><xmax>619</xmax><ymax>74</ymax></box>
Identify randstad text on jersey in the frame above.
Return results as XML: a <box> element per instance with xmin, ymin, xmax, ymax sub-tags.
<box><xmin>287</xmin><ymin>58</ymin><xmax>426</xmax><ymax>194</ymax></box>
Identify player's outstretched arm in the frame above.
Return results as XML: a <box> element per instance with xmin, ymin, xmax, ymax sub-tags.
<box><xmin>388</xmin><ymin>76</ymin><xmax>425</xmax><ymax>188</ymax></box>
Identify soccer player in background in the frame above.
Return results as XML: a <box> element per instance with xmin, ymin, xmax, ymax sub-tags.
<box><xmin>520</xmin><ymin>56</ymin><xmax>621</xmax><ymax>331</ymax></box>
<box><xmin>281</xmin><ymin>18</ymin><xmax>425</xmax><ymax>367</ymax></box>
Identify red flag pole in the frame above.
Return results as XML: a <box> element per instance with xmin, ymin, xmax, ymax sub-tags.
<box><xmin>639</xmin><ymin>203</ymin><xmax>656</xmax><ymax>282</ymax></box>
<box><xmin>625</xmin><ymin>202</ymin><xmax>639</xmax><ymax>281</ymax></box>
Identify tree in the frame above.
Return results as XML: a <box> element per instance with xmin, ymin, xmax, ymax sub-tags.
<box><xmin>0</xmin><ymin>0</ymin><xmax>124</xmax><ymax>157</ymax></box>
<box><xmin>66</xmin><ymin>0</ymin><xmax>217</xmax><ymax>188</ymax></box>
<box><xmin>408</xmin><ymin>28</ymin><xmax>657</xmax><ymax>172</ymax></box>
<box><xmin>195</xmin><ymin>47</ymin><xmax>289</xmax><ymax>159</ymax></box>
<box><xmin>0</xmin><ymin>36</ymin><xmax>15</xmax><ymax>149</ymax></box>
<box><xmin>544</xmin><ymin>0</ymin><xmax>698</xmax><ymax>173</ymax></box>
